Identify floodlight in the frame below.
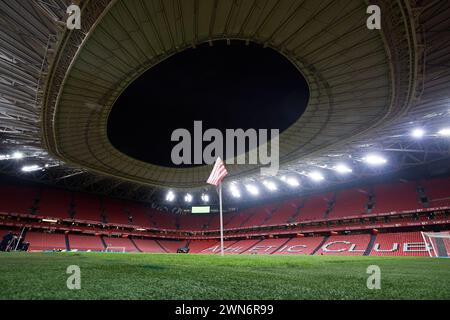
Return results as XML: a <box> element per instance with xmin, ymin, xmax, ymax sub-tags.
<box><xmin>166</xmin><ymin>191</ymin><xmax>175</xmax><ymax>202</ymax></box>
<box><xmin>21</xmin><ymin>165</ymin><xmax>41</xmax><ymax>172</ymax></box>
<box><xmin>334</xmin><ymin>164</ymin><xmax>353</xmax><ymax>174</ymax></box>
<box><xmin>411</xmin><ymin>128</ymin><xmax>425</xmax><ymax>138</ymax></box>
<box><xmin>245</xmin><ymin>184</ymin><xmax>259</xmax><ymax>196</ymax></box>
<box><xmin>363</xmin><ymin>154</ymin><xmax>387</xmax><ymax>166</ymax></box>
<box><xmin>263</xmin><ymin>180</ymin><xmax>277</xmax><ymax>191</ymax></box>
<box><xmin>229</xmin><ymin>184</ymin><xmax>241</xmax><ymax>198</ymax></box>
<box><xmin>438</xmin><ymin>128</ymin><xmax>450</xmax><ymax>137</ymax></box>
<box><xmin>309</xmin><ymin>171</ymin><xmax>324</xmax><ymax>182</ymax></box>
<box><xmin>201</xmin><ymin>193</ymin><xmax>210</xmax><ymax>203</ymax></box>
<box><xmin>12</xmin><ymin>152</ymin><xmax>24</xmax><ymax>159</ymax></box>
<box><xmin>184</xmin><ymin>193</ymin><xmax>193</xmax><ymax>203</ymax></box>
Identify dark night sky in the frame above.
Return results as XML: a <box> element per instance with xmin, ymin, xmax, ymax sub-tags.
<box><xmin>107</xmin><ymin>40</ymin><xmax>309</xmax><ymax>167</ymax></box>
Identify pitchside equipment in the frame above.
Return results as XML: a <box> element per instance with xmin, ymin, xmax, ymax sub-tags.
<box><xmin>105</xmin><ymin>247</ymin><xmax>126</xmax><ymax>253</ymax></box>
<box><xmin>207</xmin><ymin>157</ymin><xmax>228</xmax><ymax>256</ymax></box>
<box><xmin>421</xmin><ymin>232</ymin><xmax>450</xmax><ymax>257</ymax></box>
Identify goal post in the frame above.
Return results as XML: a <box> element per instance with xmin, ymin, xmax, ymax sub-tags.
<box><xmin>421</xmin><ymin>232</ymin><xmax>450</xmax><ymax>258</ymax></box>
<box><xmin>105</xmin><ymin>246</ymin><xmax>126</xmax><ymax>253</ymax></box>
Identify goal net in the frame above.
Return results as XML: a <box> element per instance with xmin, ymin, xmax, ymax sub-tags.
<box><xmin>105</xmin><ymin>247</ymin><xmax>126</xmax><ymax>253</ymax></box>
<box><xmin>421</xmin><ymin>232</ymin><xmax>450</xmax><ymax>258</ymax></box>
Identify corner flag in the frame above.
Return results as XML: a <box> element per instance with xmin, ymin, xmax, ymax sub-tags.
<box><xmin>207</xmin><ymin>157</ymin><xmax>228</xmax><ymax>186</ymax></box>
<box><xmin>206</xmin><ymin>157</ymin><xmax>228</xmax><ymax>256</ymax></box>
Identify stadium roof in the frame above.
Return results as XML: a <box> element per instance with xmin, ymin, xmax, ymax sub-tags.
<box><xmin>0</xmin><ymin>0</ymin><xmax>449</xmax><ymax>205</ymax></box>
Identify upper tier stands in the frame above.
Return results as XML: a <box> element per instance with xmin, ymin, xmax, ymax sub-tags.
<box><xmin>104</xmin><ymin>199</ymin><xmax>130</xmax><ymax>225</ymax></box>
<box><xmin>371</xmin><ymin>181</ymin><xmax>421</xmax><ymax>214</ymax></box>
<box><xmin>329</xmin><ymin>188</ymin><xmax>368</xmax><ymax>219</ymax></box>
<box><xmin>73</xmin><ymin>193</ymin><xmax>102</xmax><ymax>222</ymax></box>
<box><xmin>38</xmin><ymin>189</ymin><xmax>71</xmax><ymax>219</ymax></box>
<box><xmin>0</xmin><ymin>186</ymin><xmax>37</xmax><ymax>215</ymax></box>
<box><xmin>423</xmin><ymin>176</ymin><xmax>450</xmax><ymax>208</ymax></box>
<box><xmin>1</xmin><ymin>175</ymin><xmax>449</xmax><ymax>234</ymax></box>
<box><xmin>264</xmin><ymin>199</ymin><xmax>302</xmax><ymax>225</ymax></box>
<box><xmin>295</xmin><ymin>193</ymin><xmax>332</xmax><ymax>221</ymax></box>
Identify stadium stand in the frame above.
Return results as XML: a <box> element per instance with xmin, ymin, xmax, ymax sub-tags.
<box><xmin>188</xmin><ymin>240</ymin><xmax>219</xmax><ymax>253</ymax></box>
<box><xmin>0</xmin><ymin>186</ymin><xmax>37</xmax><ymax>215</ymax></box>
<box><xmin>329</xmin><ymin>188</ymin><xmax>368</xmax><ymax>219</ymax></box>
<box><xmin>275</xmin><ymin>236</ymin><xmax>325</xmax><ymax>255</ymax></box>
<box><xmin>26</xmin><ymin>232</ymin><xmax>66</xmax><ymax>251</ymax></box>
<box><xmin>371</xmin><ymin>181</ymin><xmax>421</xmax><ymax>214</ymax></box>
<box><xmin>104</xmin><ymin>199</ymin><xmax>130</xmax><ymax>225</ymax></box>
<box><xmin>316</xmin><ymin>234</ymin><xmax>371</xmax><ymax>256</ymax></box>
<box><xmin>68</xmin><ymin>234</ymin><xmax>105</xmax><ymax>251</ymax></box>
<box><xmin>103</xmin><ymin>237</ymin><xmax>139</xmax><ymax>252</ymax></box>
<box><xmin>423</xmin><ymin>176</ymin><xmax>450</xmax><ymax>208</ymax></box>
<box><xmin>73</xmin><ymin>193</ymin><xmax>102</xmax><ymax>222</ymax></box>
<box><xmin>133</xmin><ymin>239</ymin><xmax>167</xmax><ymax>253</ymax></box>
<box><xmin>264</xmin><ymin>199</ymin><xmax>302</xmax><ymax>225</ymax></box>
<box><xmin>244</xmin><ymin>238</ymin><xmax>291</xmax><ymax>254</ymax></box>
<box><xmin>148</xmin><ymin>210</ymin><xmax>177</xmax><ymax>230</ymax></box>
<box><xmin>1</xmin><ymin>175</ymin><xmax>449</xmax><ymax>255</ymax></box>
<box><xmin>157</xmin><ymin>240</ymin><xmax>186</xmax><ymax>253</ymax></box>
<box><xmin>295</xmin><ymin>194</ymin><xmax>332</xmax><ymax>221</ymax></box>
<box><xmin>38</xmin><ymin>189</ymin><xmax>71</xmax><ymax>219</ymax></box>
<box><xmin>370</xmin><ymin>231</ymin><xmax>430</xmax><ymax>256</ymax></box>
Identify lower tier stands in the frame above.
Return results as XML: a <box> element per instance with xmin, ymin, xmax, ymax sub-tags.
<box><xmin>26</xmin><ymin>232</ymin><xmax>66</xmax><ymax>251</ymax></box>
<box><xmin>370</xmin><ymin>231</ymin><xmax>430</xmax><ymax>256</ymax></box>
<box><xmin>68</xmin><ymin>234</ymin><xmax>104</xmax><ymax>251</ymax></box>
<box><xmin>133</xmin><ymin>239</ymin><xmax>166</xmax><ymax>253</ymax></box>
<box><xmin>275</xmin><ymin>236</ymin><xmax>325</xmax><ymax>255</ymax></box>
<box><xmin>156</xmin><ymin>240</ymin><xmax>186</xmax><ymax>252</ymax></box>
<box><xmin>103</xmin><ymin>237</ymin><xmax>139</xmax><ymax>252</ymax></box>
<box><xmin>3</xmin><ymin>229</ymin><xmax>447</xmax><ymax>257</ymax></box>
<box><xmin>315</xmin><ymin>234</ymin><xmax>371</xmax><ymax>256</ymax></box>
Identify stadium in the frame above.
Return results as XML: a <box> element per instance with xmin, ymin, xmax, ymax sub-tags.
<box><xmin>0</xmin><ymin>0</ymin><xmax>449</xmax><ymax>304</ymax></box>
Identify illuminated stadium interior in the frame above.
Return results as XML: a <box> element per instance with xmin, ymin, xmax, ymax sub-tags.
<box><xmin>0</xmin><ymin>0</ymin><xmax>450</xmax><ymax>302</ymax></box>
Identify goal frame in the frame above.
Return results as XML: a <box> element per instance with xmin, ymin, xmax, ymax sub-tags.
<box><xmin>105</xmin><ymin>246</ymin><xmax>126</xmax><ymax>253</ymax></box>
<box><xmin>421</xmin><ymin>231</ymin><xmax>450</xmax><ymax>258</ymax></box>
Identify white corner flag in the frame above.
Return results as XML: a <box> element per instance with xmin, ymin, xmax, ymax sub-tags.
<box><xmin>207</xmin><ymin>157</ymin><xmax>228</xmax><ymax>256</ymax></box>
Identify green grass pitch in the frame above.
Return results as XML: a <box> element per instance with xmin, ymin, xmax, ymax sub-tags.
<box><xmin>0</xmin><ymin>252</ymin><xmax>449</xmax><ymax>300</ymax></box>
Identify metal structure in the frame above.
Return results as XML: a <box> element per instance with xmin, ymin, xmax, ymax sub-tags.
<box><xmin>0</xmin><ymin>0</ymin><xmax>449</xmax><ymax>206</ymax></box>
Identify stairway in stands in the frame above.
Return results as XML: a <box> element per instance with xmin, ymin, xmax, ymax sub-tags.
<box><xmin>364</xmin><ymin>234</ymin><xmax>377</xmax><ymax>256</ymax></box>
<box><xmin>311</xmin><ymin>236</ymin><xmax>329</xmax><ymax>255</ymax></box>
<box><xmin>130</xmin><ymin>238</ymin><xmax>142</xmax><ymax>252</ymax></box>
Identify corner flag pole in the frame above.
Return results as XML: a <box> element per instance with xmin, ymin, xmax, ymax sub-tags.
<box><xmin>219</xmin><ymin>182</ymin><xmax>224</xmax><ymax>256</ymax></box>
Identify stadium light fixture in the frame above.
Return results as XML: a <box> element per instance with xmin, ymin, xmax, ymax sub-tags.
<box><xmin>280</xmin><ymin>176</ymin><xmax>300</xmax><ymax>187</ymax></box>
<box><xmin>438</xmin><ymin>128</ymin><xmax>450</xmax><ymax>137</ymax></box>
<box><xmin>166</xmin><ymin>191</ymin><xmax>175</xmax><ymax>202</ymax></box>
<box><xmin>308</xmin><ymin>171</ymin><xmax>324</xmax><ymax>182</ymax></box>
<box><xmin>246</xmin><ymin>184</ymin><xmax>259</xmax><ymax>196</ymax></box>
<box><xmin>12</xmin><ymin>151</ymin><xmax>24</xmax><ymax>160</ymax></box>
<box><xmin>184</xmin><ymin>193</ymin><xmax>193</xmax><ymax>203</ymax></box>
<box><xmin>229</xmin><ymin>184</ymin><xmax>241</xmax><ymax>198</ymax></box>
<box><xmin>262</xmin><ymin>180</ymin><xmax>277</xmax><ymax>191</ymax></box>
<box><xmin>334</xmin><ymin>164</ymin><xmax>353</xmax><ymax>174</ymax></box>
<box><xmin>201</xmin><ymin>193</ymin><xmax>210</xmax><ymax>203</ymax></box>
<box><xmin>411</xmin><ymin>128</ymin><xmax>425</xmax><ymax>139</ymax></box>
<box><xmin>363</xmin><ymin>154</ymin><xmax>387</xmax><ymax>166</ymax></box>
<box><xmin>21</xmin><ymin>165</ymin><xmax>41</xmax><ymax>172</ymax></box>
